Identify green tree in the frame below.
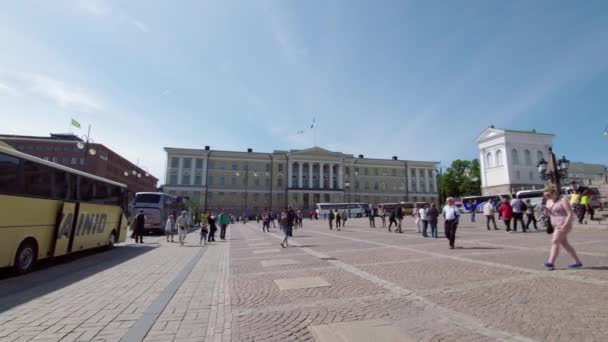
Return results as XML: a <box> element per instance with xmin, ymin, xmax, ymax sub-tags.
<box><xmin>440</xmin><ymin>159</ymin><xmax>481</xmax><ymax>198</ymax></box>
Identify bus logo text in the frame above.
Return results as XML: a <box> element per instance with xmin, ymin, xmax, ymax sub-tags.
<box><xmin>58</xmin><ymin>213</ymin><xmax>107</xmax><ymax>238</ymax></box>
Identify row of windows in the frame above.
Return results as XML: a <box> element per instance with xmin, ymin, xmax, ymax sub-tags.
<box><xmin>40</xmin><ymin>156</ymin><xmax>86</xmax><ymax>166</ymax></box>
<box><xmin>15</xmin><ymin>144</ymin><xmax>80</xmax><ymax>153</ymax></box>
<box><xmin>511</xmin><ymin>149</ymin><xmax>544</xmax><ymax>166</ymax></box>
<box><xmin>170</xmin><ymin>157</ymin><xmax>435</xmax><ymax>180</ymax></box>
<box><xmin>170</xmin><ymin>157</ymin><xmax>276</xmax><ymax>173</ymax></box>
<box><xmin>486</xmin><ymin>149</ymin><xmax>545</xmax><ymax>168</ymax></box>
<box><xmin>0</xmin><ymin>152</ymin><xmax>125</xmax><ymax>205</ymax></box>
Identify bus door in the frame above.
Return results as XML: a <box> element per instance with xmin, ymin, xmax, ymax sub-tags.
<box><xmin>53</xmin><ymin>202</ymin><xmax>77</xmax><ymax>257</ymax></box>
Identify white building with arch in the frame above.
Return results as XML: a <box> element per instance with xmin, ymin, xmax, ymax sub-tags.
<box><xmin>476</xmin><ymin>127</ymin><xmax>553</xmax><ymax>195</ymax></box>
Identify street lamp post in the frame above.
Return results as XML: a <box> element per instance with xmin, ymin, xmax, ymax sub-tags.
<box><xmin>537</xmin><ymin>147</ymin><xmax>570</xmax><ymax>192</ymax></box>
<box><xmin>434</xmin><ymin>166</ymin><xmax>444</xmax><ymax>206</ymax></box>
<box><xmin>354</xmin><ymin>170</ymin><xmax>359</xmax><ymax>207</ymax></box>
<box><xmin>76</xmin><ymin>125</ymin><xmax>96</xmax><ymax>171</ymax></box>
<box><xmin>345</xmin><ymin>178</ymin><xmax>351</xmax><ymax>218</ymax></box>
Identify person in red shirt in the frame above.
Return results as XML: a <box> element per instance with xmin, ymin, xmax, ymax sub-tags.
<box><xmin>499</xmin><ymin>198</ymin><xmax>514</xmax><ymax>232</ymax></box>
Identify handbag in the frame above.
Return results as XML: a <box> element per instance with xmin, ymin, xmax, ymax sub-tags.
<box><xmin>541</xmin><ymin>200</ymin><xmax>557</xmax><ymax>234</ymax></box>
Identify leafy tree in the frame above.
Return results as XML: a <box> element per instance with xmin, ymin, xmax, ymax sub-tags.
<box><xmin>439</xmin><ymin>159</ymin><xmax>481</xmax><ymax>198</ymax></box>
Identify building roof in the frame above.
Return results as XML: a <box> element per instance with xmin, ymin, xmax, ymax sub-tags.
<box><xmin>476</xmin><ymin>127</ymin><xmax>554</xmax><ymax>143</ymax></box>
<box><xmin>0</xmin><ymin>133</ymin><xmax>84</xmax><ymax>142</ymax></box>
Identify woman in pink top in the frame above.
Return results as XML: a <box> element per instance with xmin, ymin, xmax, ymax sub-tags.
<box><xmin>543</xmin><ymin>185</ymin><xmax>583</xmax><ymax>270</ymax></box>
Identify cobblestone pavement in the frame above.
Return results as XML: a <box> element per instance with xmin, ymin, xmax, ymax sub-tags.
<box><xmin>1</xmin><ymin>216</ymin><xmax>607</xmax><ymax>341</ymax></box>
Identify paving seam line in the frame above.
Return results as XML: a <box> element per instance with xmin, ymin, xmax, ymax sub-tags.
<box><xmin>244</xmin><ymin>223</ymin><xmax>536</xmax><ymax>342</ymax></box>
<box><xmin>304</xmin><ymin>226</ymin><xmax>608</xmax><ymax>286</ymax></box>
<box><xmin>120</xmin><ymin>245</ymin><xmax>208</xmax><ymax>342</ymax></box>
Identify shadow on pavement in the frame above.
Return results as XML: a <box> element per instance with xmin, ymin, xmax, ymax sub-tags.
<box><xmin>0</xmin><ymin>244</ymin><xmax>158</xmax><ymax>312</ymax></box>
<box><xmin>585</xmin><ymin>266</ymin><xmax>608</xmax><ymax>271</ymax></box>
<box><xmin>456</xmin><ymin>247</ymin><xmax>504</xmax><ymax>250</ymax></box>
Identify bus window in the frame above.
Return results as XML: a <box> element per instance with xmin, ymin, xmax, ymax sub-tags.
<box><xmin>0</xmin><ymin>152</ymin><xmax>21</xmax><ymax>195</ymax></box>
<box><xmin>136</xmin><ymin>193</ymin><xmax>162</xmax><ymax>204</ymax></box>
<box><xmin>79</xmin><ymin>176</ymin><xmax>95</xmax><ymax>201</ymax></box>
<box><xmin>23</xmin><ymin>159</ymin><xmax>52</xmax><ymax>198</ymax></box>
<box><xmin>50</xmin><ymin>169</ymin><xmax>68</xmax><ymax>200</ymax></box>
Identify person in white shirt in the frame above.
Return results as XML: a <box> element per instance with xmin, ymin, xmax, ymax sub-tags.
<box><xmin>175</xmin><ymin>211</ymin><xmax>189</xmax><ymax>246</ymax></box>
<box><xmin>165</xmin><ymin>215</ymin><xmax>175</xmax><ymax>242</ymax></box>
<box><xmin>442</xmin><ymin>197</ymin><xmax>460</xmax><ymax>249</ymax></box>
<box><xmin>483</xmin><ymin>199</ymin><xmax>498</xmax><ymax>230</ymax></box>
<box><xmin>419</xmin><ymin>205</ymin><xmax>429</xmax><ymax>237</ymax></box>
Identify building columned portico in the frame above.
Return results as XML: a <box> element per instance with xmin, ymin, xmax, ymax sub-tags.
<box><xmin>163</xmin><ymin>146</ymin><xmax>438</xmax><ymax>215</ymax></box>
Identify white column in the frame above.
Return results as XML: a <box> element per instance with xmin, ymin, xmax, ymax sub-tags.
<box><xmin>320</xmin><ymin>163</ymin><xmax>325</xmax><ymax>189</ymax></box>
<box><xmin>288</xmin><ymin>161</ymin><xmax>293</xmax><ymax>188</ymax></box>
<box><xmin>190</xmin><ymin>159</ymin><xmax>196</xmax><ymax>185</ymax></box>
<box><xmin>309</xmin><ymin>163</ymin><xmax>314</xmax><ymax>188</ymax></box>
<box><xmin>177</xmin><ymin>157</ymin><xmax>183</xmax><ymax>185</ymax></box>
<box><xmin>329</xmin><ymin>164</ymin><xmax>334</xmax><ymax>189</ymax></box>
<box><xmin>298</xmin><ymin>162</ymin><xmax>303</xmax><ymax>188</ymax></box>
<box><xmin>165</xmin><ymin>154</ymin><xmax>171</xmax><ymax>185</ymax></box>
<box><xmin>202</xmin><ymin>158</ymin><xmax>208</xmax><ymax>186</ymax></box>
<box><xmin>479</xmin><ymin>150</ymin><xmax>486</xmax><ymax>190</ymax></box>
<box><xmin>338</xmin><ymin>164</ymin><xmax>344</xmax><ymax>189</ymax></box>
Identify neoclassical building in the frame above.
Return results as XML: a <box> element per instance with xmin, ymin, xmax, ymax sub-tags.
<box><xmin>163</xmin><ymin>146</ymin><xmax>438</xmax><ymax>214</ymax></box>
<box><xmin>477</xmin><ymin>127</ymin><xmax>552</xmax><ymax>195</ymax></box>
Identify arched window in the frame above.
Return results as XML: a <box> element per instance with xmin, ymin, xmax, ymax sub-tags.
<box><xmin>524</xmin><ymin>150</ymin><xmax>532</xmax><ymax>165</ymax></box>
<box><xmin>537</xmin><ymin>151</ymin><xmax>544</xmax><ymax>163</ymax></box>
<box><xmin>512</xmin><ymin>149</ymin><xmax>519</xmax><ymax>165</ymax></box>
<box><xmin>495</xmin><ymin>150</ymin><xmax>503</xmax><ymax>166</ymax></box>
<box><xmin>486</xmin><ymin>152</ymin><xmax>493</xmax><ymax>167</ymax></box>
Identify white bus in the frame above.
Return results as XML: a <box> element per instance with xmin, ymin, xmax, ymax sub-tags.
<box><xmin>316</xmin><ymin>203</ymin><xmax>367</xmax><ymax>218</ymax></box>
<box><xmin>515</xmin><ymin>190</ymin><xmax>544</xmax><ymax>207</ymax></box>
<box><xmin>133</xmin><ymin>192</ymin><xmax>178</xmax><ymax>234</ymax></box>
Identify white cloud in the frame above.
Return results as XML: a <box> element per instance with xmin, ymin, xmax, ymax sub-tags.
<box><xmin>76</xmin><ymin>0</ymin><xmax>111</xmax><ymax>16</ymax></box>
<box><xmin>0</xmin><ymin>81</ymin><xmax>19</xmax><ymax>96</ymax></box>
<box><xmin>161</xmin><ymin>89</ymin><xmax>172</xmax><ymax>96</ymax></box>
<box><xmin>264</xmin><ymin>2</ymin><xmax>307</xmax><ymax>61</ymax></box>
<box><xmin>16</xmin><ymin>73</ymin><xmax>102</xmax><ymax>111</ymax></box>
<box><xmin>132</xmin><ymin>20</ymin><xmax>149</xmax><ymax>33</ymax></box>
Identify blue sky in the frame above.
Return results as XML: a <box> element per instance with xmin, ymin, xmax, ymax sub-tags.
<box><xmin>1</xmin><ymin>0</ymin><xmax>607</xmax><ymax>183</ymax></box>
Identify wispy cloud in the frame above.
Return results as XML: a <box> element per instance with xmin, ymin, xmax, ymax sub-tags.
<box><xmin>264</xmin><ymin>2</ymin><xmax>307</xmax><ymax>61</ymax></box>
<box><xmin>76</xmin><ymin>0</ymin><xmax>111</xmax><ymax>16</ymax></box>
<box><xmin>0</xmin><ymin>81</ymin><xmax>19</xmax><ymax>96</ymax></box>
<box><xmin>132</xmin><ymin>20</ymin><xmax>149</xmax><ymax>33</ymax></box>
<box><xmin>2</xmin><ymin>72</ymin><xmax>103</xmax><ymax>111</ymax></box>
<box><xmin>161</xmin><ymin>89</ymin><xmax>172</xmax><ymax>96</ymax></box>
<box><xmin>75</xmin><ymin>0</ymin><xmax>149</xmax><ymax>33</ymax></box>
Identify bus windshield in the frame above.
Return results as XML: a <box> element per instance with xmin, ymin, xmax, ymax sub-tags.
<box><xmin>135</xmin><ymin>193</ymin><xmax>162</xmax><ymax>203</ymax></box>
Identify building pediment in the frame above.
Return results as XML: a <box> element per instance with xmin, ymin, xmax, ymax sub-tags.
<box><xmin>476</xmin><ymin>128</ymin><xmax>505</xmax><ymax>143</ymax></box>
<box><xmin>289</xmin><ymin>147</ymin><xmax>344</xmax><ymax>158</ymax></box>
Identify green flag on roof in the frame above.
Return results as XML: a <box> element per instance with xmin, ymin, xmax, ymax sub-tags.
<box><xmin>71</xmin><ymin>118</ymin><xmax>81</xmax><ymax>129</ymax></box>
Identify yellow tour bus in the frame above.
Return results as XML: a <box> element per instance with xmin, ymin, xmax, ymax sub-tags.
<box><xmin>0</xmin><ymin>143</ymin><xmax>129</xmax><ymax>274</ymax></box>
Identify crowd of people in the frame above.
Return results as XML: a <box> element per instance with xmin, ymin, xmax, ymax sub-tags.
<box><xmin>130</xmin><ymin>184</ymin><xmax>585</xmax><ymax>271</ymax></box>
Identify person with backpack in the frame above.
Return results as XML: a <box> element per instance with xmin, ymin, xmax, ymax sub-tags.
<box><xmin>280</xmin><ymin>207</ymin><xmax>296</xmax><ymax>247</ymax></box>
<box><xmin>525</xmin><ymin>199</ymin><xmax>538</xmax><ymax>230</ymax></box>
<box><xmin>133</xmin><ymin>209</ymin><xmax>146</xmax><ymax>244</ymax></box>
<box><xmin>207</xmin><ymin>212</ymin><xmax>217</xmax><ymax>242</ymax></box>
<box><xmin>396</xmin><ymin>205</ymin><xmax>404</xmax><ymax>233</ymax></box>
<box><xmin>427</xmin><ymin>203</ymin><xmax>440</xmax><ymax>238</ymax></box>
<box><xmin>341</xmin><ymin>211</ymin><xmax>348</xmax><ymax>227</ymax></box>
<box><xmin>511</xmin><ymin>197</ymin><xmax>528</xmax><ymax>232</ymax></box>
<box><xmin>335</xmin><ymin>210</ymin><xmax>342</xmax><ymax>230</ymax></box>
<box><xmin>420</xmin><ymin>204</ymin><xmax>429</xmax><ymax>237</ymax></box>
<box><xmin>388</xmin><ymin>209</ymin><xmax>397</xmax><ymax>232</ymax></box>
<box><xmin>328</xmin><ymin>209</ymin><xmax>335</xmax><ymax>230</ymax></box>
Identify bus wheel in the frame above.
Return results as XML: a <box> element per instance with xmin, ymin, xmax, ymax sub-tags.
<box><xmin>107</xmin><ymin>231</ymin><xmax>117</xmax><ymax>249</ymax></box>
<box><xmin>15</xmin><ymin>239</ymin><xmax>38</xmax><ymax>275</ymax></box>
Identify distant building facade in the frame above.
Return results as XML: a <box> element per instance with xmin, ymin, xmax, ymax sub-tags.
<box><xmin>163</xmin><ymin>146</ymin><xmax>438</xmax><ymax>214</ymax></box>
<box><xmin>0</xmin><ymin>133</ymin><xmax>158</xmax><ymax>193</ymax></box>
<box><xmin>563</xmin><ymin>162</ymin><xmax>608</xmax><ymax>186</ymax></box>
<box><xmin>477</xmin><ymin>127</ymin><xmax>552</xmax><ymax>195</ymax></box>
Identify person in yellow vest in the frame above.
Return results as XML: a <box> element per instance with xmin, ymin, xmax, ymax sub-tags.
<box><xmin>579</xmin><ymin>192</ymin><xmax>590</xmax><ymax>224</ymax></box>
